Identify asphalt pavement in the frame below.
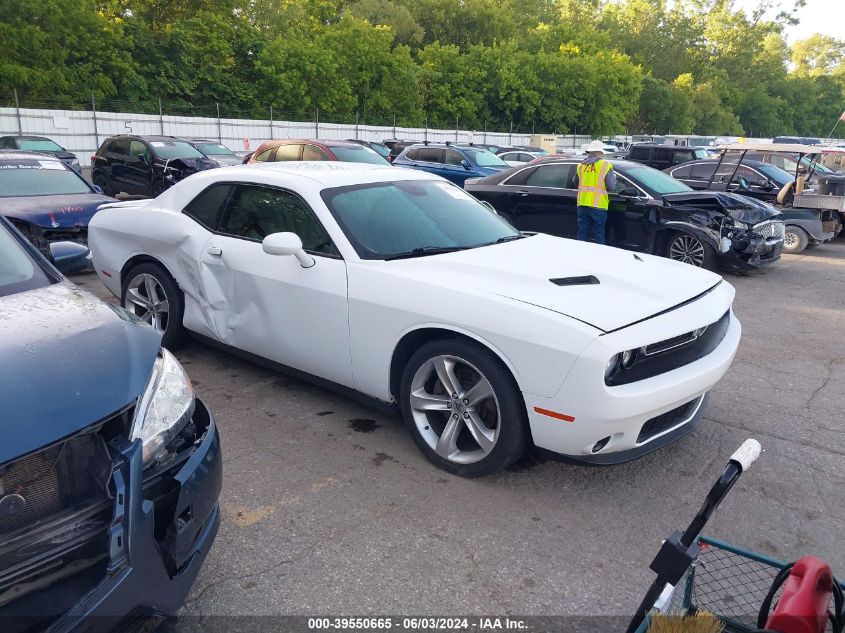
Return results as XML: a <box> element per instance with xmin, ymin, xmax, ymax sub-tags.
<box><xmin>70</xmin><ymin>243</ymin><xmax>845</xmax><ymax>623</ymax></box>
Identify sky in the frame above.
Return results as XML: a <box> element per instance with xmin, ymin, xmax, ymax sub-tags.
<box><xmin>734</xmin><ymin>0</ymin><xmax>845</xmax><ymax>42</ymax></box>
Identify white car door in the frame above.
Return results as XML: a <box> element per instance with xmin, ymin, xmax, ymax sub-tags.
<box><xmin>198</xmin><ymin>183</ymin><xmax>352</xmax><ymax>386</ymax></box>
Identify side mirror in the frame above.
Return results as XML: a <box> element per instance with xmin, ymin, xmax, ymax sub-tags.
<box><xmin>92</xmin><ymin>184</ymin><xmax>104</xmax><ymax>195</ymax></box>
<box><xmin>762</xmin><ymin>179</ymin><xmax>776</xmax><ymax>191</ymax></box>
<box><xmin>49</xmin><ymin>241</ymin><xmax>91</xmax><ymax>274</ymax></box>
<box><xmin>461</xmin><ymin>159</ymin><xmax>472</xmax><ymax>170</ymax></box>
<box><xmin>262</xmin><ymin>232</ymin><xmax>315</xmax><ymax>268</ymax></box>
<box><xmin>619</xmin><ymin>187</ymin><xmax>639</xmax><ymax>197</ymax></box>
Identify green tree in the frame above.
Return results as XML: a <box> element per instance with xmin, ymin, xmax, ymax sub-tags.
<box><xmin>792</xmin><ymin>34</ymin><xmax>845</xmax><ymax>77</ymax></box>
<box><xmin>347</xmin><ymin>0</ymin><xmax>424</xmax><ymax>46</ymax></box>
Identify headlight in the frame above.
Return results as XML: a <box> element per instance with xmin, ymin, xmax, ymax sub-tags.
<box><xmin>732</xmin><ymin>220</ymin><xmax>751</xmax><ymax>231</ymax></box>
<box><xmin>70</xmin><ymin>158</ymin><xmax>80</xmax><ymax>166</ymax></box>
<box><xmin>605</xmin><ymin>353</ymin><xmax>621</xmax><ymax>380</ymax></box>
<box><xmin>131</xmin><ymin>348</ymin><xmax>195</xmax><ymax>464</ymax></box>
<box><xmin>606</xmin><ymin>348</ymin><xmax>640</xmax><ymax>381</ymax></box>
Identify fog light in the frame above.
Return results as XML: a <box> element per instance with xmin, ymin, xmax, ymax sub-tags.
<box><xmin>592</xmin><ymin>436</ymin><xmax>611</xmax><ymax>453</ymax></box>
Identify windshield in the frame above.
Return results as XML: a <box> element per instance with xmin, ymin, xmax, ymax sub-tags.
<box><xmin>0</xmin><ymin>222</ymin><xmax>52</xmax><ymax>296</ymax></box>
<box><xmin>195</xmin><ymin>143</ymin><xmax>234</xmax><ymax>156</ymax></box>
<box><xmin>753</xmin><ymin>163</ymin><xmax>793</xmax><ymax>186</ymax></box>
<box><xmin>149</xmin><ymin>140</ymin><xmax>204</xmax><ymax>160</ymax></box>
<box><xmin>466</xmin><ymin>149</ymin><xmax>508</xmax><ymax>167</ymax></box>
<box><xmin>321</xmin><ymin>180</ymin><xmax>519</xmax><ymax>259</ymax></box>
<box><xmin>19</xmin><ymin>139</ymin><xmax>64</xmax><ymax>152</ymax></box>
<box><xmin>693</xmin><ymin>149</ymin><xmax>709</xmax><ymax>159</ymax></box>
<box><xmin>330</xmin><ymin>145</ymin><xmax>391</xmax><ymax>165</ymax></box>
<box><xmin>624</xmin><ymin>164</ymin><xmax>693</xmax><ymax>194</ymax></box>
<box><xmin>0</xmin><ymin>159</ymin><xmax>92</xmax><ymax>196</ymax></box>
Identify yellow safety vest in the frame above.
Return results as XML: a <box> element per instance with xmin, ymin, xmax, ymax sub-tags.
<box><xmin>576</xmin><ymin>159</ymin><xmax>613</xmax><ymax>210</ymax></box>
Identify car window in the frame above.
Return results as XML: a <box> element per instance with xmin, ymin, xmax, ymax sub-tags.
<box><xmin>404</xmin><ymin>148</ymin><xmax>419</xmax><ymax>160</ymax></box>
<box><xmin>672</xmin><ymin>151</ymin><xmax>693</xmax><ymax>165</ymax></box>
<box><xmin>195</xmin><ymin>143</ymin><xmax>234</xmax><ymax>156</ymax></box>
<box><xmin>0</xmin><ymin>222</ymin><xmax>53</xmax><ymax>297</ymax></box>
<box><xmin>609</xmin><ymin>174</ymin><xmax>641</xmax><ymax>195</ymax></box>
<box><xmin>320</xmin><ymin>180</ymin><xmax>518</xmax><ymax>259</ymax></box>
<box><xmin>302</xmin><ymin>145</ymin><xmax>330</xmax><ymax>161</ymax></box>
<box><xmin>525</xmin><ymin>164</ymin><xmax>575</xmax><ymax>188</ymax></box>
<box><xmin>111</xmin><ymin>139</ymin><xmax>129</xmax><ymax>155</ymax></box>
<box><xmin>219</xmin><ymin>185</ymin><xmax>336</xmax><ymax>255</ymax></box>
<box><xmin>19</xmin><ymin>139</ymin><xmax>64</xmax><ymax>152</ymax></box>
<box><xmin>624</xmin><ymin>164</ymin><xmax>693</xmax><ymax>194</ymax></box>
<box><xmin>630</xmin><ymin>146</ymin><xmax>650</xmax><ymax>160</ymax></box>
<box><xmin>274</xmin><ymin>144</ymin><xmax>301</xmax><ymax>161</ymax></box>
<box><xmin>329</xmin><ymin>145</ymin><xmax>389</xmax><ymax>165</ymax></box>
<box><xmin>129</xmin><ymin>140</ymin><xmax>148</xmax><ymax>159</ymax></box>
<box><xmin>693</xmin><ymin>149</ymin><xmax>709</xmax><ymax>160</ymax></box>
<box><xmin>465</xmin><ymin>149</ymin><xmax>508</xmax><ymax>167</ymax></box>
<box><xmin>417</xmin><ymin>148</ymin><xmax>443</xmax><ymax>163</ymax></box>
<box><xmin>444</xmin><ymin>150</ymin><xmax>464</xmax><ymax>166</ymax></box>
<box><xmin>655</xmin><ymin>148</ymin><xmax>673</xmax><ymax>162</ymax></box>
<box><xmin>502</xmin><ymin>166</ymin><xmax>535</xmax><ymax>186</ymax></box>
<box><xmin>183</xmin><ymin>183</ymin><xmax>231</xmax><ymax>230</ymax></box>
<box><xmin>671</xmin><ymin>165</ymin><xmax>693</xmax><ymax>179</ymax></box>
<box><xmin>691</xmin><ymin>163</ymin><xmax>717</xmax><ymax>180</ymax></box>
<box><xmin>254</xmin><ymin>147</ymin><xmax>274</xmax><ymax>162</ymax></box>
<box><xmin>0</xmin><ymin>158</ymin><xmax>92</xmax><ymax>196</ymax></box>
<box><xmin>148</xmin><ymin>140</ymin><xmax>204</xmax><ymax>160</ymax></box>
<box><xmin>734</xmin><ymin>165</ymin><xmax>769</xmax><ymax>186</ymax></box>
<box><xmin>0</xmin><ymin>138</ymin><xmax>11</xmax><ymax>149</ymax></box>
<box><xmin>369</xmin><ymin>143</ymin><xmax>391</xmax><ymax>158</ymax></box>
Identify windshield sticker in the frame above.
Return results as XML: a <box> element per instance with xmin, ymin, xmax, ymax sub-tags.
<box><xmin>150</xmin><ymin>141</ymin><xmax>166</xmax><ymax>147</ymax></box>
<box><xmin>435</xmin><ymin>182</ymin><xmax>472</xmax><ymax>200</ymax></box>
<box><xmin>38</xmin><ymin>160</ymin><xmax>65</xmax><ymax>170</ymax></box>
<box><xmin>0</xmin><ymin>161</ymin><xmax>44</xmax><ymax>169</ymax></box>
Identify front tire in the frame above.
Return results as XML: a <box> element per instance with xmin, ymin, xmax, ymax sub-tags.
<box><xmin>400</xmin><ymin>338</ymin><xmax>528</xmax><ymax>477</ymax></box>
<box><xmin>121</xmin><ymin>262</ymin><xmax>187</xmax><ymax>349</ymax></box>
<box><xmin>783</xmin><ymin>226</ymin><xmax>809</xmax><ymax>254</ymax></box>
<box><xmin>93</xmin><ymin>173</ymin><xmax>116</xmax><ymax>197</ymax></box>
<box><xmin>666</xmin><ymin>231</ymin><xmax>717</xmax><ymax>270</ymax></box>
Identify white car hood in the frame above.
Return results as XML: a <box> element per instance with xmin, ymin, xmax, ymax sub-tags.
<box><xmin>378</xmin><ymin>234</ymin><xmax>722</xmax><ymax>333</ymax></box>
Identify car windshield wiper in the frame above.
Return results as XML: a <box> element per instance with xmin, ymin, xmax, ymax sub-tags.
<box><xmin>493</xmin><ymin>234</ymin><xmax>526</xmax><ymax>244</ymax></box>
<box><xmin>384</xmin><ymin>246</ymin><xmax>472</xmax><ymax>261</ymax></box>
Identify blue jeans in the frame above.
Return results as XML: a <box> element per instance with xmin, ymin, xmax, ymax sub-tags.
<box><xmin>576</xmin><ymin>206</ymin><xmax>607</xmax><ymax>244</ymax></box>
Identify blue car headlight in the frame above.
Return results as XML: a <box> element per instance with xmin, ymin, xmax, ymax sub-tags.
<box><xmin>131</xmin><ymin>348</ymin><xmax>195</xmax><ymax>464</ymax></box>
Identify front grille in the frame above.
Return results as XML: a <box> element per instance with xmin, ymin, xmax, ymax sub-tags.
<box><xmin>752</xmin><ymin>220</ymin><xmax>785</xmax><ymax>240</ymax></box>
<box><xmin>638</xmin><ymin>396</ymin><xmax>702</xmax><ymax>443</ymax></box>
<box><xmin>41</xmin><ymin>226</ymin><xmax>88</xmax><ymax>245</ymax></box>
<box><xmin>0</xmin><ymin>449</ymin><xmax>63</xmax><ymax>534</ymax></box>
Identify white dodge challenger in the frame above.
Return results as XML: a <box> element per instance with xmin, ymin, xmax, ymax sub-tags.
<box><xmin>89</xmin><ymin>162</ymin><xmax>741</xmax><ymax>476</ymax></box>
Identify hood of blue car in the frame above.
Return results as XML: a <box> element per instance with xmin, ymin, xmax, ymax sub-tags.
<box><xmin>1</xmin><ymin>193</ymin><xmax>115</xmax><ymax>229</ymax></box>
<box><xmin>475</xmin><ymin>165</ymin><xmax>509</xmax><ymax>175</ymax></box>
<box><xmin>0</xmin><ymin>282</ymin><xmax>161</xmax><ymax>464</ymax></box>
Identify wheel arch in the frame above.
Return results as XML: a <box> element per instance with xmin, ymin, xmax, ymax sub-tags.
<box><xmin>655</xmin><ymin>222</ymin><xmax>720</xmax><ymax>253</ymax></box>
<box><xmin>388</xmin><ymin>326</ymin><xmax>522</xmax><ymax>403</ymax></box>
<box><xmin>120</xmin><ymin>253</ymin><xmax>179</xmax><ymax>288</ymax></box>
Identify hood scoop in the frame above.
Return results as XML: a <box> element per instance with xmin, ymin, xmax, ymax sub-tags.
<box><xmin>550</xmin><ymin>275</ymin><xmax>600</xmax><ymax>286</ymax></box>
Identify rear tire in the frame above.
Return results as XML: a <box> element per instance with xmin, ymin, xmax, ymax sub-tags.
<box><xmin>666</xmin><ymin>231</ymin><xmax>717</xmax><ymax>271</ymax></box>
<box><xmin>783</xmin><ymin>226</ymin><xmax>809</xmax><ymax>254</ymax></box>
<box><xmin>93</xmin><ymin>173</ymin><xmax>116</xmax><ymax>197</ymax></box>
<box><xmin>400</xmin><ymin>338</ymin><xmax>528</xmax><ymax>477</ymax></box>
<box><xmin>121</xmin><ymin>262</ymin><xmax>187</xmax><ymax>349</ymax></box>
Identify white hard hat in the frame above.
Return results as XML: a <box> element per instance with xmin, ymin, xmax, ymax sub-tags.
<box><xmin>585</xmin><ymin>140</ymin><xmax>606</xmax><ymax>154</ymax></box>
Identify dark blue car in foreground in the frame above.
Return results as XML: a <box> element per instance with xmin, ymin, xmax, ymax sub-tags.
<box><xmin>391</xmin><ymin>142</ymin><xmax>510</xmax><ymax>185</ymax></box>
<box><xmin>0</xmin><ymin>150</ymin><xmax>115</xmax><ymax>256</ymax></box>
<box><xmin>0</xmin><ymin>216</ymin><xmax>221</xmax><ymax>632</ymax></box>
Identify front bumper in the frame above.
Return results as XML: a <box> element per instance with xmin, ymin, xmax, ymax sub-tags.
<box><xmin>2</xmin><ymin>398</ymin><xmax>221</xmax><ymax>633</ymax></box>
<box><xmin>717</xmin><ymin>234</ymin><xmax>783</xmax><ymax>272</ymax></box>
<box><xmin>524</xmin><ymin>283</ymin><xmax>740</xmax><ymax>463</ymax></box>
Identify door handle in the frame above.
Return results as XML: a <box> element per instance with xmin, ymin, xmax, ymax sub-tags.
<box><xmin>207</xmin><ymin>245</ymin><xmax>223</xmax><ymax>256</ymax></box>
<box><xmin>516</xmin><ymin>190</ymin><xmax>529</xmax><ymax>196</ymax></box>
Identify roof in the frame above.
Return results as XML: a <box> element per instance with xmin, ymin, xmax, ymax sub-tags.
<box><xmin>718</xmin><ymin>142</ymin><xmax>820</xmax><ymax>154</ymax></box>
<box><xmin>631</xmin><ymin>142</ymin><xmax>709</xmax><ymax>150</ymax></box>
<box><xmin>257</xmin><ymin>139</ymin><xmax>362</xmax><ymax>148</ymax></box>
<box><xmin>0</xmin><ymin>135</ymin><xmax>53</xmax><ymax>141</ymax></box>
<box><xmin>242</xmin><ymin>161</ymin><xmax>429</xmax><ymax>187</ymax></box>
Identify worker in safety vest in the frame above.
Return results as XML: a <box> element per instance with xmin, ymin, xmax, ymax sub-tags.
<box><xmin>573</xmin><ymin>140</ymin><xmax>616</xmax><ymax>244</ymax></box>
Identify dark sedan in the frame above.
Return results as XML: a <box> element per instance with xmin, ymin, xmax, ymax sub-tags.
<box><xmin>465</xmin><ymin>158</ymin><xmax>785</xmax><ymax>271</ymax></box>
<box><xmin>0</xmin><ymin>215</ymin><xmax>221</xmax><ymax>632</ymax></box>
<box><xmin>0</xmin><ymin>150</ymin><xmax>115</xmax><ymax>255</ymax></box>
<box><xmin>186</xmin><ymin>139</ymin><xmax>244</xmax><ymax>166</ymax></box>
<box><xmin>0</xmin><ymin>135</ymin><xmax>80</xmax><ymax>172</ymax></box>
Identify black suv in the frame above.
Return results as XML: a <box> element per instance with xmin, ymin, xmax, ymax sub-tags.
<box><xmin>91</xmin><ymin>135</ymin><xmax>218</xmax><ymax>198</ymax></box>
<box><xmin>627</xmin><ymin>143</ymin><xmax>711</xmax><ymax>171</ymax></box>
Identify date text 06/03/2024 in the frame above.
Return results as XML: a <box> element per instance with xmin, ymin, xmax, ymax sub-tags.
<box><xmin>306</xmin><ymin>617</ymin><xmax>528</xmax><ymax>630</ymax></box>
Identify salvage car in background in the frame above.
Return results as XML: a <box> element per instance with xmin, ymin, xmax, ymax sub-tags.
<box><xmin>0</xmin><ymin>150</ymin><xmax>115</xmax><ymax>256</ymax></box>
<box><xmin>0</xmin><ymin>215</ymin><xmax>221</xmax><ymax>631</ymax></box>
<box><xmin>91</xmin><ymin>135</ymin><xmax>218</xmax><ymax>198</ymax></box>
<box><xmin>465</xmin><ymin>158</ymin><xmax>784</xmax><ymax>271</ymax></box>
<box><xmin>246</xmin><ymin>139</ymin><xmax>390</xmax><ymax>165</ymax></box>
<box><xmin>186</xmin><ymin>138</ymin><xmax>244</xmax><ymax>166</ymax></box>
<box><xmin>89</xmin><ymin>162</ymin><xmax>740</xmax><ymax>476</ymax></box>
<box><xmin>671</xmin><ymin>143</ymin><xmax>844</xmax><ymax>253</ymax></box>
<box><xmin>0</xmin><ymin>135</ymin><xmax>81</xmax><ymax>172</ymax></box>
<box><xmin>392</xmin><ymin>143</ymin><xmax>510</xmax><ymax>186</ymax></box>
